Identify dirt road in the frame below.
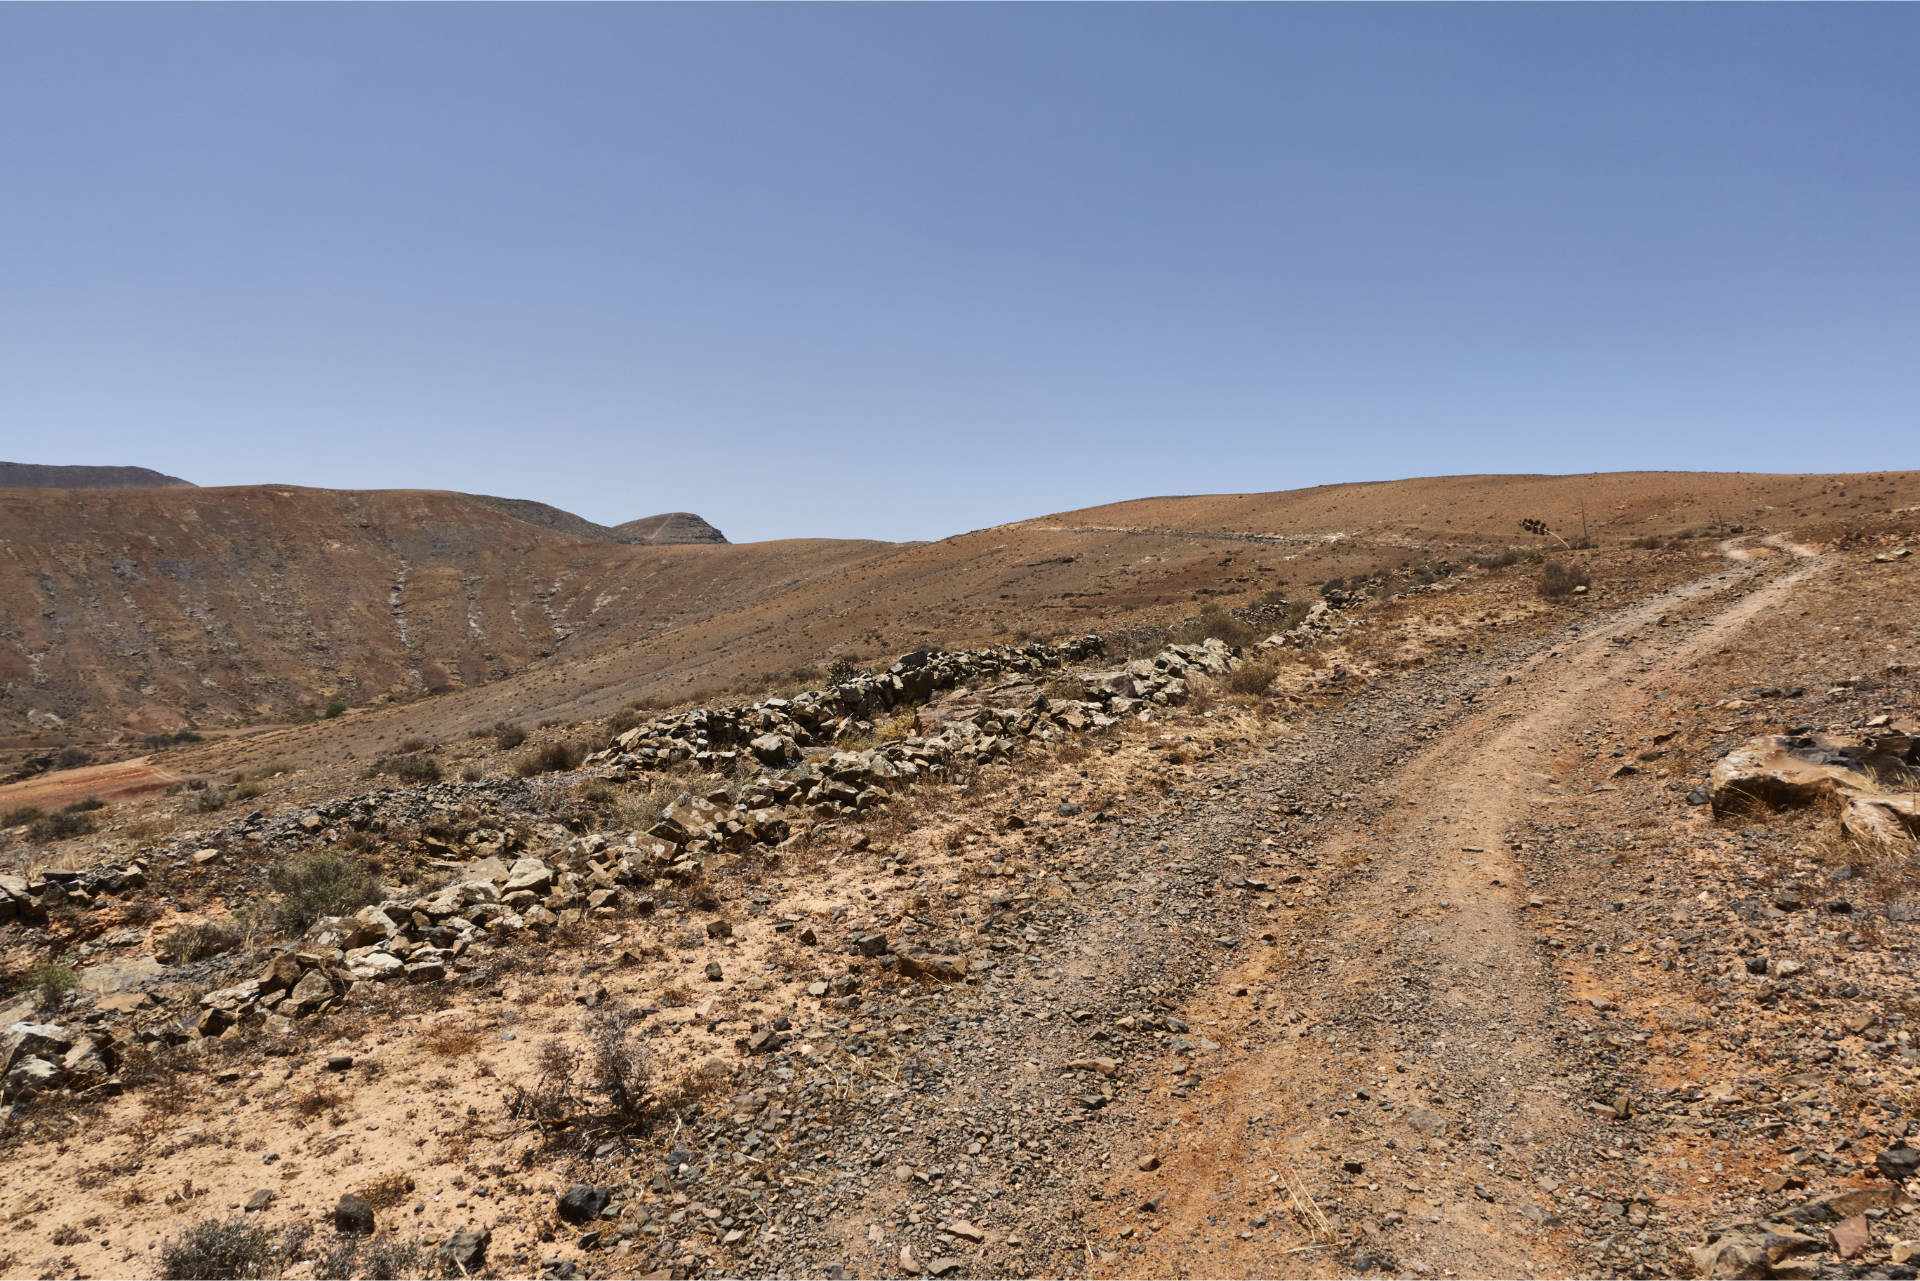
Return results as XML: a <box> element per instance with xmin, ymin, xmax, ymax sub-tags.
<box><xmin>1081</xmin><ymin>550</ymin><xmax>1831</xmax><ymax>1277</ymax></box>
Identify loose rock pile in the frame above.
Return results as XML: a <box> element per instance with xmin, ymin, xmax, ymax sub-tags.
<box><xmin>6</xmin><ymin>634</ymin><xmax>1256</xmax><ymax>1079</ymax></box>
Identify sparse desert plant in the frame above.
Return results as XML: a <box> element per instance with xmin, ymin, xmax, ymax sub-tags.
<box><xmin>266</xmin><ymin>851</ymin><xmax>382</xmax><ymax>935</ymax></box>
<box><xmin>323</xmin><ymin>701</ymin><xmax>348</xmax><ymax>718</ymax></box>
<box><xmin>1537</xmin><ymin>560</ymin><xmax>1592</xmax><ymax>599</ymax></box>
<box><xmin>52</xmin><ymin>745</ymin><xmax>91</xmax><ymax>770</ymax></box>
<box><xmin>1170</xmin><ymin>607</ymin><xmax>1255</xmax><ymax>650</ymax></box>
<box><xmin>2</xmin><ymin>805</ymin><xmax>44</xmax><ymax>828</ymax></box>
<box><xmin>318</xmin><ymin>1235</ymin><xmax>424</xmax><ymax>1281</ymax></box>
<box><xmin>493</xmin><ymin>721</ymin><xmax>527</xmax><ymax>750</ymax></box>
<box><xmin>460</xmin><ymin>764</ymin><xmax>484</xmax><ymax>783</ymax></box>
<box><xmin>26</xmin><ymin>961</ymin><xmax>76</xmax><ymax>1008</ymax></box>
<box><xmin>827</xmin><ymin>656</ymin><xmax>861</xmax><ymax>685</ymax></box>
<box><xmin>1519</xmin><ymin>516</ymin><xmax>1571</xmax><ymax>549</ymax></box>
<box><xmin>588</xmin><ymin>1005</ymin><xmax>653</xmax><ymax>1124</ymax></box>
<box><xmin>397</xmin><ymin>736</ymin><xmax>433</xmax><ymax>754</ymax></box>
<box><xmin>516</xmin><ymin>741</ymin><xmax>586</xmax><ymax>777</ymax></box>
<box><xmin>375</xmin><ymin>751</ymin><xmax>441</xmax><ymax>784</ymax></box>
<box><xmin>143</xmin><ymin>728</ymin><xmax>204</xmax><ymax>749</ymax></box>
<box><xmin>29</xmin><ymin>808</ymin><xmax>96</xmax><ymax>841</ymax></box>
<box><xmin>194</xmin><ymin>786</ymin><xmax>232</xmax><ymax>813</ymax></box>
<box><xmin>157</xmin><ymin>921</ymin><xmax>241</xmax><ymax>965</ymax></box>
<box><xmin>157</xmin><ymin>1220</ymin><xmax>279</xmax><ymax>1281</ymax></box>
<box><xmin>420</xmin><ymin>1021</ymin><xmax>484</xmax><ymax>1058</ymax></box>
<box><xmin>607</xmin><ymin>708</ymin><xmax>642</xmax><ymax>736</ymax></box>
<box><xmin>1226</xmin><ymin>661</ymin><xmax>1280</xmax><ymax>695</ymax></box>
<box><xmin>580</xmin><ymin>779</ymin><xmax>616</xmax><ymax>807</ymax></box>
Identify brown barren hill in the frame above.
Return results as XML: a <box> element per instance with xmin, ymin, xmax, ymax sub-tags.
<box><xmin>0</xmin><ymin>484</ymin><xmax>894</xmax><ymax>738</ymax></box>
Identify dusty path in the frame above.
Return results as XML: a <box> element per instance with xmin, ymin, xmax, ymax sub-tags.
<box><xmin>0</xmin><ymin>755</ymin><xmax>184</xmax><ymax>810</ymax></box>
<box><xmin>1083</xmin><ymin>550</ymin><xmax>1831</xmax><ymax>1278</ymax></box>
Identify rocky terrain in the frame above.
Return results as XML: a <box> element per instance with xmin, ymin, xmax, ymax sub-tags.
<box><xmin>0</xmin><ymin>476</ymin><xmax>1916</xmax><ymax>1281</ymax></box>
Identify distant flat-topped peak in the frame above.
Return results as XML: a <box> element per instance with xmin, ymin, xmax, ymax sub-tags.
<box><xmin>0</xmin><ymin>462</ymin><xmax>194</xmax><ymax>489</ymax></box>
<box><xmin>614</xmin><ymin>512</ymin><xmax>728</xmax><ymax>545</ymax></box>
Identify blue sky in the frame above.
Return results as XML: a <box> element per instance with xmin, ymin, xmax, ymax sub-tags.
<box><xmin>2</xmin><ymin>5</ymin><xmax>1914</xmax><ymax>542</ymax></box>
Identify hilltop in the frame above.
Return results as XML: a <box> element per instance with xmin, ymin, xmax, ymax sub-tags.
<box><xmin>0</xmin><ymin>461</ymin><xmax>194</xmax><ymax>489</ymax></box>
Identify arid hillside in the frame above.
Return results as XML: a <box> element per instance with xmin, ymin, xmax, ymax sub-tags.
<box><xmin>0</xmin><ymin>485</ymin><xmax>893</xmax><ymax>740</ymax></box>
<box><xmin>5</xmin><ymin>473</ymin><xmax>1916</xmax><ymax>776</ymax></box>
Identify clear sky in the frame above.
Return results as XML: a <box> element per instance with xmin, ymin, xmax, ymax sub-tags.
<box><xmin>2</xmin><ymin>5</ymin><xmax>1914</xmax><ymax>543</ymax></box>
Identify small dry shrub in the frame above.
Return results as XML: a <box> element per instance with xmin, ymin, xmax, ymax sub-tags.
<box><xmin>420</xmin><ymin>1021</ymin><xmax>484</xmax><ymax>1058</ymax></box>
<box><xmin>157</xmin><ymin>1219</ymin><xmax>285</xmax><ymax>1280</ymax></box>
<box><xmin>375</xmin><ymin>752</ymin><xmax>441</xmax><ymax>784</ymax></box>
<box><xmin>660</xmin><ymin>983</ymin><xmax>692</xmax><ymax>1007</ymax></box>
<box><xmin>352</xmin><ymin>1172</ymin><xmax>416</xmax><ymax>1209</ymax></box>
<box><xmin>1170</xmin><ymin>607</ymin><xmax>1256</xmax><ymax>650</ymax></box>
<box><xmin>157</xmin><ymin>921</ymin><xmax>240</xmax><ymax>965</ymax></box>
<box><xmin>318</xmin><ymin>1236</ymin><xmax>425</xmax><ymax>1281</ymax></box>
<box><xmin>1537</xmin><ymin>560</ymin><xmax>1591</xmax><ymax>598</ymax></box>
<box><xmin>293</xmin><ymin>1087</ymin><xmax>346</xmax><ymax>1119</ymax></box>
<box><xmin>516</xmin><ymin>741</ymin><xmax>586</xmax><ymax>777</ymax></box>
<box><xmin>1226</xmin><ymin>661</ymin><xmax>1280</xmax><ymax>696</ymax></box>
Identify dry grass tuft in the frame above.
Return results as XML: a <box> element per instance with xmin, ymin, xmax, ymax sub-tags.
<box><xmin>420</xmin><ymin>1021</ymin><xmax>485</xmax><ymax>1058</ymax></box>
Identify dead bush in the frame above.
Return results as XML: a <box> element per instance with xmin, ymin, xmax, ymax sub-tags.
<box><xmin>1537</xmin><ymin>560</ymin><xmax>1591</xmax><ymax>598</ymax></box>
<box><xmin>516</xmin><ymin>741</ymin><xmax>586</xmax><ymax>777</ymax></box>
<box><xmin>419</xmin><ymin>1021</ymin><xmax>484</xmax><ymax>1058</ymax></box>
<box><xmin>1226</xmin><ymin>661</ymin><xmax>1280</xmax><ymax>696</ymax></box>
<box><xmin>157</xmin><ymin>921</ymin><xmax>240</xmax><ymax>965</ymax></box>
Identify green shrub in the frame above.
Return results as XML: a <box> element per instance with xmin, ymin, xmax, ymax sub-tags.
<box><xmin>515</xmin><ymin>741</ymin><xmax>586</xmax><ymax>777</ymax></box>
<box><xmin>26</xmin><ymin>961</ymin><xmax>76</xmax><ymax>1008</ymax></box>
<box><xmin>323</xmin><ymin>701</ymin><xmax>348</xmax><ymax>719</ymax></box>
<box><xmin>266</xmin><ymin>852</ymin><xmax>382</xmax><ymax>935</ymax></box>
